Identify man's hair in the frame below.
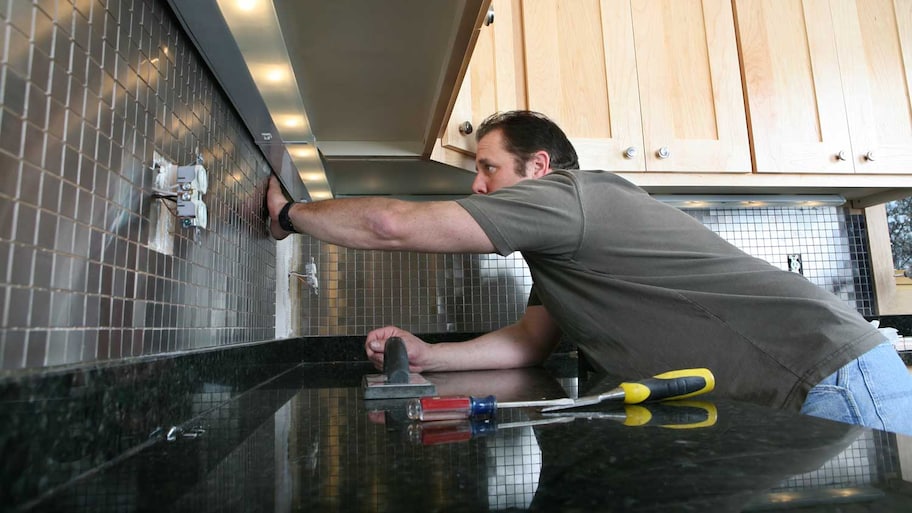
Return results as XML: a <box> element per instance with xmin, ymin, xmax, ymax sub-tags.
<box><xmin>476</xmin><ymin>111</ymin><xmax>580</xmax><ymax>174</ymax></box>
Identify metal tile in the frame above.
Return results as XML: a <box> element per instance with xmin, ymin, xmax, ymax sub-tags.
<box><xmin>3</xmin><ymin>66</ymin><xmax>28</xmax><ymax>117</ymax></box>
<box><xmin>32</xmin><ymin>248</ymin><xmax>53</xmax><ymax>288</ymax></box>
<box><xmin>55</xmin><ymin>216</ymin><xmax>74</xmax><ymax>254</ymax></box>
<box><xmin>7</xmin><ymin>287</ymin><xmax>30</xmax><ymax>327</ymax></box>
<box><xmin>30</xmin><ymin>289</ymin><xmax>50</xmax><ymax>326</ymax></box>
<box><xmin>66</xmin><ymin>329</ymin><xmax>84</xmax><ymax>364</ymax></box>
<box><xmin>0</xmin><ymin>107</ymin><xmax>23</xmax><ymax>157</ymax></box>
<box><xmin>51</xmin><ymin>253</ymin><xmax>72</xmax><ymax>290</ymax></box>
<box><xmin>2</xmin><ymin>329</ymin><xmax>26</xmax><ymax>369</ymax></box>
<box><xmin>45</xmin><ymin>330</ymin><xmax>68</xmax><ymax>366</ymax></box>
<box><xmin>22</xmin><ymin>123</ymin><xmax>45</xmax><ymax>176</ymax></box>
<box><xmin>13</xmin><ymin>201</ymin><xmax>36</xmax><ymax>245</ymax></box>
<box><xmin>5</xmin><ymin>13</ymin><xmax>30</xmax><ymax>76</ymax></box>
<box><xmin>0</xmin><ymin>285</ymin><xmax>6</xmax><ymax>327</ymax></box>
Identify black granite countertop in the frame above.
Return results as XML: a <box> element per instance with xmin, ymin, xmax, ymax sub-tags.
<box><xmin>2</xmin><ymin>336</ymin><xmax>912</xmax><ymax>512</ymax></box>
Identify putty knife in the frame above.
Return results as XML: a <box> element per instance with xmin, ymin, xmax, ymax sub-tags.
<box><xmin>362</xmin><ymin>337</ymin><xmax>436</xmax><ymax>399</ymax></box>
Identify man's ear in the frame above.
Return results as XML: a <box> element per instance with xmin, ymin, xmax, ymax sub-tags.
<box><xmin>528</xmin><ymin>150</ymin><xmax>552</xmax><ymax>178</ymax></box>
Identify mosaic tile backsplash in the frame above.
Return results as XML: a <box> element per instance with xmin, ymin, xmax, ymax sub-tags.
<box><xmin>0</xmin><ymin>0</ymin><xmax>876</xmax><ymax>372</ymax></box>
<box><xmin>0</xmin><ymin>0</ymin><xmax>275</xmax><ymax>371</ymax></box>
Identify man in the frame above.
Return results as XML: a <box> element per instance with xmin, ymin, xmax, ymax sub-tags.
<box><xmin>268</xmin><ymin>111</ymin><xmax>912</xmax><ymax>435</ymax></box>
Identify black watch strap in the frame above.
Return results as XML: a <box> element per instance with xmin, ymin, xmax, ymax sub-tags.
<box><xmin>278</xmin><ymin>201</ymin><xmax>298</xmax><ymax>233</ymax></box>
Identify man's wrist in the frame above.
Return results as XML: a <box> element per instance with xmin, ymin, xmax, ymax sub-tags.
<box><xmin>278</xmin><ymin>201</ymin><xmax>298</xmax><ymax>233</ymax></box>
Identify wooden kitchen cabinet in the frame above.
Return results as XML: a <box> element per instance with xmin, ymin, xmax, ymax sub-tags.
<box><xmin>627</xmin><ymin>0</ymin><xmax>751</xmax><ymax>172</ymax></box>
<box><xmin>520</xmin><ymin>0</ymin><xmax>645</xmax><ymax>172</ymax></box>
<box><xmin>441</xmin><ymin>0</ymin><xmax>524</xmax><ymax>156</ymax></box>
<box><xmin>437</xmin><ymin>0</ymin><xmax>912</xmax><ymax>206</ymax></box>
<box><xmin>735</xmin><ymin>0</ymin><xmax>912</xmax><ymax>174</ymax></box>
<box><xmin>442</xmin><ymin>0</ymin><xmax>751</xmax><ymax>173</ymax></box>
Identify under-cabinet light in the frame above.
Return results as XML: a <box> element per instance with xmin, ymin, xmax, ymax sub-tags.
<box><xmin>236</xmin><ymin>0</ymin><xmax>257</xmax><ymax>12</ymax></box>
<box><xmin>216</xmin><ymin>0</ymin><xmax>330</xmax><ymax>199</ymax></box>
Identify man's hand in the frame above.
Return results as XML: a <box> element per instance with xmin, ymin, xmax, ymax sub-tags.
<box><xmin>267</xmin><ymin>176</ymin><xmax>293</xmax><ymax>240</ymax></box>
<box><xmin>365</xmin><ymin>326</ymin><xmax>433</xmax><ymax>373</ymax></box>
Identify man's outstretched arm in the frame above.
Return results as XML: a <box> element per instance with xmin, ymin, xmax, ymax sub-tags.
<box><xmin>365</xmin><ymin>305</ymin><xmax>562</xmax><ymax>373</ymax></box>
<box><xmin>267</xmin><ymin>176</ymin><xmax>494</xmax><ymax>253</ymax></box>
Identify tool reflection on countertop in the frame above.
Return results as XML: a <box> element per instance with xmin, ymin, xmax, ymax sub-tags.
<box><xmin>407</xmin><ymin>402</ymin><xmax>717</xmax><ymax>446</ymax></box>
<box><xmin>543</xmin><ymin>401</ymin><xmax>718</xmax><ymax>429</ymax></box>
<box><xmin>407</xmin><ymin>417</ymin><xmax>575</xmax><ymax>446</ymax></box>
<box><xmin>362</xmin><ymin>337</ymin><xmax>437</xmax><ymax>399</ymax></box>
<box><xmin>541</xmin><ymin>368</ymin><xmax>715</xmax><ymax>412</ymax></box>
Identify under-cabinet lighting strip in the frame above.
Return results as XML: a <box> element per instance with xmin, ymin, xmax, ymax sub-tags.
<box><xmin>215</xmin><ymin>0</ymin><xmax>333</xmax><ymax>200</ymax></box>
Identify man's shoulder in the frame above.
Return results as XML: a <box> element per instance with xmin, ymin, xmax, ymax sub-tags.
<box><xmin>548</xmin><ymin>169</ymin><xmax>638</xmax><ymax>188</ymax></box>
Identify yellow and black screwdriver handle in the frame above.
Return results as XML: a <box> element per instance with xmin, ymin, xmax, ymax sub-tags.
<box><xmin>619</xmin><ymin>368</ymin><xmax>715</xmax><ymax>403</ymax></box>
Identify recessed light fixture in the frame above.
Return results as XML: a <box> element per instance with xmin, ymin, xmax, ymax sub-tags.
<box><xmin>310</xmin><ymin>191</ymin><xmax>333</xmax><ymax>200</ymax></box>
<box><xmin>300</xmin><ymin>172</ymin><xmax>325</xmax><ymax>182</ymax></box>
<box><xmin>264</xmin><ymin>66</ymin><xmax>288</xmax><ymax>83</ymax></box>
<box><xmin>281</xmin><ymin>116</ymin><xmax>302</xmax><ymax>128</ymax></box>
<box><xmin>289</xmin><ymin>146</ymin><xmax>315</xmax><ymax>158</ymax></box>
<box><xmin>236</xmin><ymin>0</ymin><xmax>257</xmax><ymax>12</ymax></box>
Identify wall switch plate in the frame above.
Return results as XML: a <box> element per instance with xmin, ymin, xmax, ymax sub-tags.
<box><xmin>788</xmin><ymin>254</ymin><xmax>803</xmax><ymax>275</ymax></box>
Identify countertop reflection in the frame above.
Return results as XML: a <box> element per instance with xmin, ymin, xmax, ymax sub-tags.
<box><xmin>3</xmin><ymin>349</ymin><xmax>912</xmax><ymax>512</ymax></box>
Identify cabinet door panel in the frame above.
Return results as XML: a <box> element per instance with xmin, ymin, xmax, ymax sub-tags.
<box><xmin>633</xmin><ymin>0</ymin><xmax>751</xmax><ymax>172</ymax></box>
<box><xmin>443</xmin><ymin>0</ymin><xmax>523</xmax><ymax>155</ymax></box>
<box><xmin>832</xmin><ymin>0</ymin><xmax>912</xmax><ymax>173</ymax></box>
<box><xmin>522</xmin><ymin>0</ymin><xmax>645</xmax><ymax>171</ymax></box>
<box><xmin>736</xmin><ymin>0</ymin><xmax>853</xmax><ymax>173</ymax></box>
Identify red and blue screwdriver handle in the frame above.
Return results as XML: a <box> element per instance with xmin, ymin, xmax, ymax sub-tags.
<box><xmin>407</xmin><ymin>395</ymin><xmax>496</xmax><ymax>421</ymax></box>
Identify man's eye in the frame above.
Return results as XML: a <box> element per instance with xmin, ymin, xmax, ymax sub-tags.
<box><xmin>485</xmin><ymin>165</ymin><xmax>497</xmax><ymax>174</ymax></box>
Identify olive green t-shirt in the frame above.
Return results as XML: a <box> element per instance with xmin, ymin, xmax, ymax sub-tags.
<box><xmin>456</xmin><ymin>170</ymin><xmax>884</xmax><ymax>411</ymax></box>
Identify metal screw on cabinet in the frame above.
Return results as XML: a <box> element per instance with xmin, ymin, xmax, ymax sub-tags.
<box><xmin>484</xmin><ymin>5</ymin><xmax>495</xmax><ymax>25</ymax></box>
<box><xmin>623</xmin><ymin>147</ymin><xmax>638</xmax><ymax>159</ymax></box>
<box><xmin>458</xmin><ymin>121</ymin><xmax>473</xmax><ymax>136</ymax></box>
<box><xmin>835</xmin><ymin>151</ymin><xmax>846</xmax><ymax>161</ymax></box>
<box><xmin>864</xmin><ymin>151</ymin><xmax>876</xmax><ymax>162</ymax></box>
<box><xmin>656</xmin><ymin>147</ymin><xmax>671</xmax><ymax>159</ymax></box>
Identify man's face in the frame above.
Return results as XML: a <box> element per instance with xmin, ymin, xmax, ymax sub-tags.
<box><xmin>472</xmin><ymin>129</ymin><xmax>531</xmax><ymax>194</ymax></box>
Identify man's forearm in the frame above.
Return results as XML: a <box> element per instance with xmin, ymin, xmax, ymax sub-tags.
<box><xmin>422</xmin><ymin>321</ymin><xmax>559</xmax><ymax>372</ymax></box>
<box><xmin>286</xmin><ymin>197</ymin><xmax>403</xmax><ymax>249</ymax></box>
<box><xmin>284</xmin><ymin>196</ymin><xmax>495</xmax><ymax>253</ymax></box>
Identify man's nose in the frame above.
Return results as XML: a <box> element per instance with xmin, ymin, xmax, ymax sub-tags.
<box><xmin>472</xmin><ymin>174</ymin><xmax>488</xmax><ymax>194</ymax></box>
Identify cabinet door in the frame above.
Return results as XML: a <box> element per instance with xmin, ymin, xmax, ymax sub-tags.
<box><xmin>522</xmin><ymin>0</ymin><xmax>646</xmax><ymax>171</ymax></box>
<box><xmin>442</xmin><ymin>0</ymin><xmax>523</xmax><ymax>156</ymax></box>
<box><xmin>632</xmin><ymin>0</ymin><xmax>751</xmax><ymax>172</ymax></box>
<box><xmin>735</xmin><ymin>0</ymin><xmax>854</xmax><ymax>173</ymax></box>
<box><xmin>832</xmin><ymin>0</ymin><xmax>912</xmax><ymax>174</ymax></box>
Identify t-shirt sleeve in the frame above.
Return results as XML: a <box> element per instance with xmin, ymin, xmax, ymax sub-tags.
<box><xmin>455</xmin><ymin>172</ymin><xmax>584</xmax><ymax>257</ymax></box>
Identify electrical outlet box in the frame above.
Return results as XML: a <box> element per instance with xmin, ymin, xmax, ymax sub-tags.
<box><xmin>176</xmin><ymin>164</ymin><xmax>208</xmax><ymax>228</ymax></box>
<box><xmin>787</xmin><ymin>254</ymin><xmax>803</xmax><ymax>275</ymax></box>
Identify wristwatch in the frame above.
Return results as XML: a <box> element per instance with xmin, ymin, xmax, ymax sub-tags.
<box><xmin>278</xmin><ymin>201</ymin><xmax>298</xmax><ymax>233</ymax></box>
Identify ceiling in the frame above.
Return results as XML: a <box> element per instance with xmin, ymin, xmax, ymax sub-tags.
<box><xmin>167</xmin><ymin>0</ymin><xmax>488</xmax><ymax>201</ymax></box>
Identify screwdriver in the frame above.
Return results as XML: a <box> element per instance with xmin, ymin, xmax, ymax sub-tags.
<box><xmin>407</xmin><ymin>368</ymin><xmax>714</xmax><ymax>421</ymax></box>
<box><xmin>541</xmin><ymin>368</ymin><xmax>715</xmax><ymax>412</ymax></box>
<box><xmin>406</xmin><ymin>395</ymin><xmax>576</xmax><ymax>421</ymax></box>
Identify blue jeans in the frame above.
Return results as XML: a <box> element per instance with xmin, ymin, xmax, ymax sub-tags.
<box><xmin>801</xmin><ymin>342</ymin><xmax>912</xmax><ymax>436</ymax></box>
